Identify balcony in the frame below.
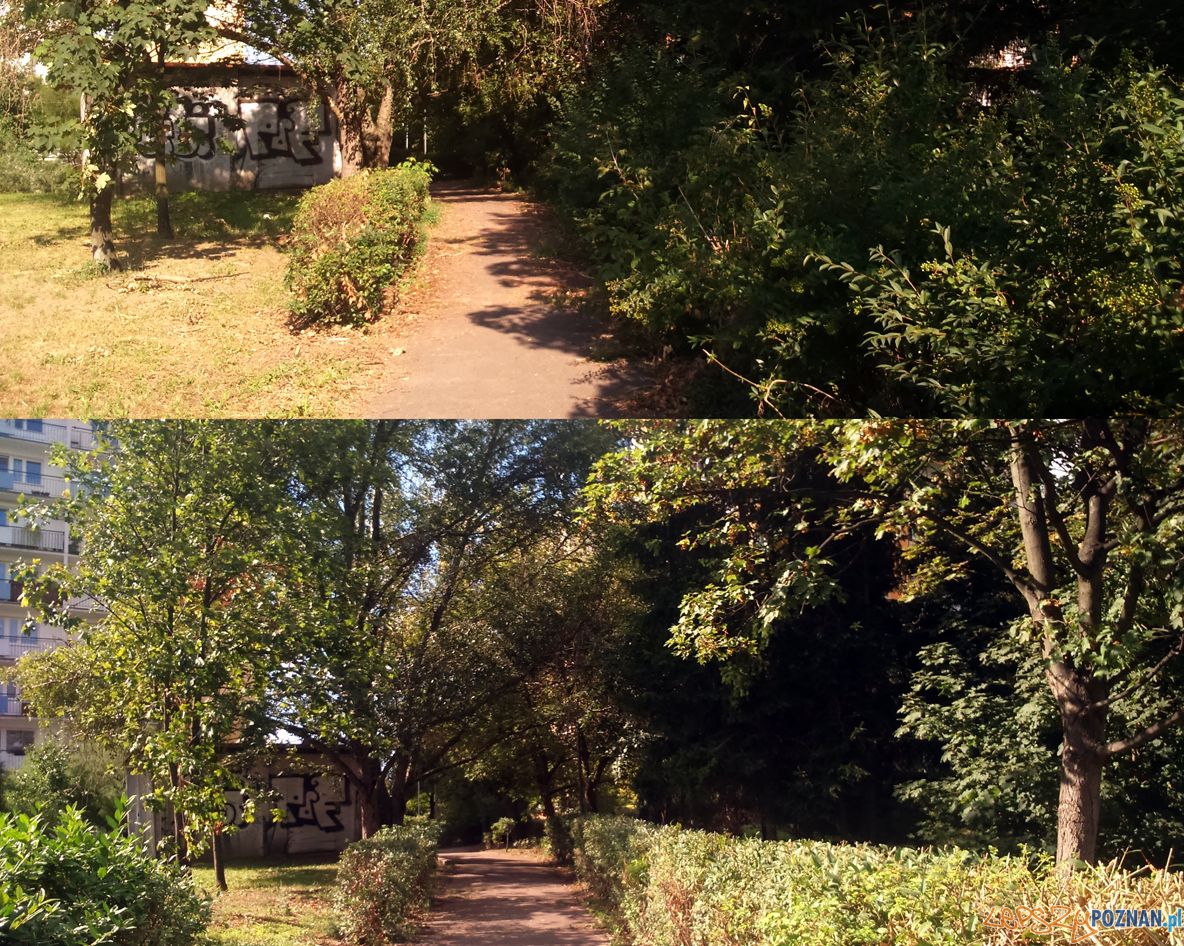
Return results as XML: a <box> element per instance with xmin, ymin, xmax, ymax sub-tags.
<box><xmin>67</xmin><ymin>595</ymin><xmax>105</xmax><ymax>614</ymax></box>
<box><xmin>0</xmin><ymin>636</ymin><xmax>57</xmax><ymax>661</ymax></box>
<box><xmin>0</xmin><ymin>526</ymin><xmax>65</xmax><ymax>553</ymax></box>
<box><xmin>0</xmin><ymin>420</ymin><xmax>96</xmax><ymax>451</ymax></box>
<box><xmin>0</xmin><ymin>471</ymin><xmax>67</xmax><ymax>498</ymax></box>
<box><xmin>0</xmin><ymin>420</ymin><xmax>68</xmax><ymax>446</ymax></box>
<box><xmin>0</xmin><ymin>698</ymin><xmax>30</xmax><ymax>717</ymax></box>
<box><xmin>70</xmin><ymin>428</ymin><xmax>98</xmax><ymax>451</ymax></box>
<box><xmin>0</xmin><ymin>750</ymin><xmax>27</xmax><ymax>770</ymax></box>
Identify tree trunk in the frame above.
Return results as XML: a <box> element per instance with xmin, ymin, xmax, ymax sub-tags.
<box><xmin>333</xmin><ymin>93</ymin><xmax>366</xmax><ymax>178</ymax></box>
<box><xmin>532</xmin><ymin>749</ymin><xmax>558</xmax><ymax>820</ymax></box>
<box><xmin>89</xmin><ymin>185</ymin><xmax>120</xmax><ymax>269</ymax></box>
<box><xmin>1050</xmin><ymin>665</ymin><xmax>1108</xmax><ymax>867</ymax></box>
<box><xmin>212</xmin><ymin>828</ymin><xmax>228</xmax><ymax>892</ymax></box>
<box><xmin>155</xmin><ymin>146</ymin><xmax>172</xmax><ymax>238</ymax></box>
<box><xmin>155</xmin><ymin>48</ymin><xmax>172</xmax><ymax>238</ymax></box>
<box><xmin>172</xmin><ymin>806</ymin><xmax>189</xmax><ymax>864</ymax></box>
<box><xmin>386</xmin><ymin>754</ymin><xmax>412</xmax><ymax>826</ymax></box>
<box><xmin>358</xmin><ymin>775</ymin><xmax>394</xmax><ymax>838</ymax></box>
<box><xmin>372</xmin><ymin>84</ymin><xmax>397</xmax><ymax>168</ymax></box>
<box><xmin>575</xmin><ymin>727</ymin><xmax>598</xmax><ymax>813</ymax></box>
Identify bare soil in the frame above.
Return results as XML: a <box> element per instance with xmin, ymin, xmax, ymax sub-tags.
<box><xmin>365</xmin><ymin>182</ymin><xmax>652</xmax><ymax>419</ymax></box>
<box><xmin>422</xmin><ymin>848</ymin><xmax>611</xmax><ymax>946</ymax></box>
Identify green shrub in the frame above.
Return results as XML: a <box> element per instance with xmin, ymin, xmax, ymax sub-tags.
<box><xmin>1</xmin><ymin>733</ymin><xmax>123</xmax><ymax>825</ymax></box>
<box><xmin>569</xmin><ymin>815</ymin><xmax>1184</xmax><ymax>946</ymax></box>
<box><xmin>544</xmin><ymin>814</ymin><xmax>574</xmax><ymax>865</ymax></box>
<box><xmin>543</xmin><ymin>17</ymin><xmax>1184</xmax><ymax>415</ymax></box>
<box><xmin>0</xmin><ymin>119</ymin><xmax>76</xmax><ymax>194</ymax></box>
<box><xmin>0</xmin><ymin>801</ymin><xmax>210</xmax><ymax>946</ymax></box>
<box><xmin>489</xmin><ymin>816</ymin><xmax>516</xmax><ymax>848</ymax></box>
<box><xmin>285</xmin><ymin>161</ymin><xmax>433</xmax><ymax>327</ymax></box>
<box><xmin>333</xmin><ymin>822</ymin><xmax>439</xmax><ymax>945</ymax></box>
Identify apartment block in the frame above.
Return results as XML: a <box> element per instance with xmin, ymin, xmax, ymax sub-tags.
<box><xmin>0</xmin><ymin>419</ymin><xmax>97</xmax><ymax>772</ymax></box>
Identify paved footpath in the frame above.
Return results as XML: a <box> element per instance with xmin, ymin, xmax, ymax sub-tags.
<box><xmin>420</xmin><ymin>848</ymin><xmax>611</xmax><ymax>946</ymax></box>
<box><xmin>364</xmin><ymin>182</ymin><xmax>646</xmax><ymax>419</ymax></box>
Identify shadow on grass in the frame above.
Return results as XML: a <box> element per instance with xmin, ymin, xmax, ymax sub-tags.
<box><xmin>111</xmin><ymin>189</ymin><xmax>303</xmax><ymax>268</ymax></box>
<box><xmin>200</xmin><ymin>856</ymin><xmax>339</xmax><ymax>889</ymax></box>
<box><xmin>31</xmin><ymin>224</ymin><xmax>87</xmax><ymax>245</ymax></box>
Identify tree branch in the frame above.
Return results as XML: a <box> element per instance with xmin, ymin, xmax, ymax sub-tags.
<box><xmin>1106</xmin><ymin>704</ymin><xmax>1184</xmax><ymax>757</ymax></box>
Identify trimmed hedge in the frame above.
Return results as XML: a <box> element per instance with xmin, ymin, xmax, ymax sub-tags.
<box><xmin>0</xmin><ymin>803</ymin><xmax>209</xmax><ymax>946</ymax></box>
<box><xmin>333</xmin><ymin>822</ymin><xmax>439</xmax><ymax>945</ymax></box>
<box><xmin>285</xmin><ymin>161</ymin><xmax>432</xmax><ymax>327</ymax></box>
<box><xmin>569</xmin><ymin>816</ymin><xmax>1184</xmax><ymax>946</ymax></box>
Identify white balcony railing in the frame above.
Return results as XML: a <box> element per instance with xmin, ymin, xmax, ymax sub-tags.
<box><xmin>70</xmin><ymin>428</ymin><xmax>98</xmax><ymax>450</ymax></box>
<box><xmin>0</xmin><ymin>637</ymin><xmax>58</xmax><ymax>661</ymax></box>
<box><xmin>67</xmin><ymin>595</ymin><xmax>106</xmax><ymax>614</ymax></box>
<box><xmin>0</xmin><ymin>420</ymin><xmax>96</xmax><ymax>451</ymax></box>
<box><xmin>0</xmin><ymin>526</ymin><xmax>65</xmax><ymax>553</ymax></box>
<box><xmin>0</xmin><ymin>420</ymin><xmax>68</xmax><ymax>445</ymax></box>
<box><xmin>0</xmin><ymin>750</ymin><xmax>27</xmax><ymax>770</ymax></box>
<box><xmin>0</xmin><ymin>699</ymin><xmax>29</xmax><ymax>717</ymax></box>
<box><xmin>0</xmin><ymin>471</ymin><xmax>67</xmax><ymax>498</ymax></box>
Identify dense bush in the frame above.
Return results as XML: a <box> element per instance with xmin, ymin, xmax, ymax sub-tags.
<box><xmin>0</xmin><ymin>802</ymin><xmax>209</xmax><ymax>946</ymax></box>
<box><xmin>570</xmin><ymin>816</ymin><xmax>1184</xmax><ymax>946</ymax></box>
<box><xmin>0</xmin><ymin>734</ymin><xmax>123</xmax><ymax>825</ymax></box>
<box><xmin>285</xmin><ymin>161</ymin><xmax>433</xmax><ymax>327</ymax></box>
<box><xmin>543</xmin><ymin>15</ymin><xmax>1184</xmax><ymax>415</ymax></box>
<box><xmin>333</xmin><ymin>822</ymin><xmax>439</xmax><ymax>945</ymax></box>
<box><xmin>0</xmin><ymin>118</ymin><xmax>76</xmax><ymax>194</ymax></box>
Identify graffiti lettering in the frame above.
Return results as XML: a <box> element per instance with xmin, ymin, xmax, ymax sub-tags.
<box><xmin>271</xmin><ymin>774</ymin><xmax>349</xmax><ymax>833</ymax></box>
<box><xmin>145</xmin><ymin>94</ymin><xmax>328</xmax><ymax>165</ymax></box>
<box><xmin>239</xmin><ymin>100</ymin><xmax>325</xmax><ymax>165</ymax></box>
<box><xmin>168</xmin><ymin>96</ymin><xmax>219</xmax><ymax>160</ymax></box>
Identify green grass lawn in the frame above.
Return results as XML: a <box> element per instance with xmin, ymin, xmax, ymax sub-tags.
<box><xmin>0</xmin><ymin>189</ymin><xmax>407</xmax><ymax>417</ymax></box>
<box><xmin>191</xmin><ymin>859</ymin><xmax>342</xmax><ymax>946</ymax></box>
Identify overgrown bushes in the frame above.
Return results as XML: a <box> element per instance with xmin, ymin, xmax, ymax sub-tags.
<box><xmin>0</xmin><ymin>802</ymin><xmax>209</xmax><ymax>946</ymax></box>
<box><xmin>542</xmin><ymin>15</ymin><xmax>1184</xmax><ymax>415</ymax></box>
<box><xmin>569</xmin><ymin>816</ymin><xmax>1184</xmax><ymax>946</ymax></box>
<box><xmin>285</xmin><ymin>161</ymin><xmax>433</xmax><ymax>327</ymax></box>
<box><xmin>333</xmin><ymin>822</ymin><xmax>439</xmax><ymax>945</ymax></box>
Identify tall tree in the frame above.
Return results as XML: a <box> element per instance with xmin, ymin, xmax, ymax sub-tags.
<box><xmin>590</xmin><ymin>420</ymin><xmax>1184</xmax><ymax>867</ymax></box>
<box><xmin>23</xmin><ymin>0</ymin><xmax>213</xmax><ymax>264</ymax></box>
<box><xmin>16</xmin><ymin>421</ymin><xmax>298</xmax><ymax>890</ymax></box>
<box><xmin>269</xmin><ymin>420</ymin><xmax>608</xmax><ymax>835</ymax></box>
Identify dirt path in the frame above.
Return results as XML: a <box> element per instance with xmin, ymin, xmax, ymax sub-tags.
<box><xmin>364</xmin><ymin>182</ymin><xmax>647</xmax><ymax>418</ymax></box>
<box><xmin>421</xmin><ymin>848</ymin><xmax>611</xmax><ymax>946</ymax></box>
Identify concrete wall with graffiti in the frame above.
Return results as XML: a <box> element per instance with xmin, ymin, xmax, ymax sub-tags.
<box><xmin>137</xmin><ymin>66</ymin><xmax>340</xmax><ymax>191</ymax></box>
<box><xmin>126</xmin><ymin>753</ymin><xmax>363</xmax><ymax>859</ymax></box>
<box><xmin>222</xmin><ymin>766</ymin><xmax>360</xmax><ymax>857</ymax></box>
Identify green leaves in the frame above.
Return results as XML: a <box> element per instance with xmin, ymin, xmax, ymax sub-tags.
<box><xmin>18</xmin><ymin>421</ymin><xmax>304</xmax><ymax>855</ymax></box>
<box><xmin>25</xmin><ymin>0</ymin><xmax>212</xmax><ymax>198</ymax></box>
<box><xmin>0</xmin><ymin>803</ymin><xmax>209</xmax><ymax>946</ymax></box>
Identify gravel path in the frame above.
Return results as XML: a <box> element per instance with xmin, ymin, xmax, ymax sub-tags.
<box><xmin>421</xmin><ymin>848</ymin><xmax>611</xmax><ymax>946</ymax></box>
<box><xmin>365</xmin><ymin>182</ymin><xmax>646</xmax><ymax>419</ymax></box>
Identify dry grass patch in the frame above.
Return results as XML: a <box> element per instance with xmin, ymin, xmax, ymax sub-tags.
<box><xmin>0</xmin><ymin>191</ymin><xmax>413</xmax><ymax>417</ymax></box>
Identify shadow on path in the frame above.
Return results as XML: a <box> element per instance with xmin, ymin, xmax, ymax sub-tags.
<box><xmin>365</xmin><ymin>181</ymin><xmax>651</xmax><ymax>419</ymax></box>
<box><xmin>422</xmin><ymin>848</ymin><xmax>610</xmax><ymax>946</ymax></box>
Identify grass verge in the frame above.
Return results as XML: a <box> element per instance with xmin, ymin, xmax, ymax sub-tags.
<box><xmin>192</xmin><ymin>859</ymin><xmax>342</xmax><ymax>946</ymax></box>
<box><xmin>0</xmin><ymin>190</ymin><xmax>422</xmax><ymax>416</ymax></box>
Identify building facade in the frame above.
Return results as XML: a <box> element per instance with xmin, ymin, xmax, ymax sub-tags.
<box><xmin>0</xmin><ymin>419</ymin><xmax>96</xmax><ymax>772</ymax></box>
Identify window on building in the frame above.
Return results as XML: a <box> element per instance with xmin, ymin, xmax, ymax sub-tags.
<box><xmin>6</xmin><ymin>730</ymin><xmax>34</xmax><ymax>754</ymax></box>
